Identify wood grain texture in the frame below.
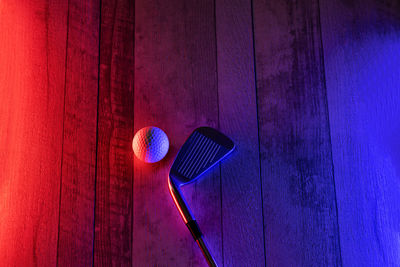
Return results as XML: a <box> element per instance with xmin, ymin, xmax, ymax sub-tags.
<box><xmin>215</xmin><ymin>0</ymin><xmax>265</xmax><ymax>266</ymax></box>
<box><xmin>57</xmin><ymin>0</ymin><xmax>100</xmax><ymax>266</ymax></box>
<box><xmin>2</xmin><ymin>1</ymin><xmax>399</xmax><ymax>266</ymax></box>
<box><xmin>0</xmin><ymin>1</ymin><xmax>67</xmax><ymax>266</ymax></box>
<box><xmin>94</xmin><ymin>0</ymin><xmax>135</xmax><ymax>265</ymax></box>
<box><xmin>253</xmin><ymin>0</ymin><xmax>342</xmax><ymax>265</ymax></box>
<box><xmin>133</xmin><ymin>0</ymin><xmax>220</xmax><ymax>266</ymax></box>
<box><xmin>320</xmin><ymin>0</ymin><xmax>400</xmax><ymax>265</ymax></box>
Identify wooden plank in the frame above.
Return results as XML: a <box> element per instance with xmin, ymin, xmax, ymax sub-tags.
<box><xmin>320</xmin><ymin>0</ymin><xmax>400</xmax><ymax>265</ymax></box>
<box><xmin>215</xmin><ymin>0</ymin><xmax>265</xmax><ymax>266</ymax></box>
<box><xmin>252</xmin><ymin>0</ymin><xmax>342</xmax><ymax>265</ymax></box>
<box><xmin>57</xmin><ymin>0</ymin><xmax>100</xmax><ymax>266</ymax></box>
<box><xmin>133</xmin><ymin>0</ymin><xmax>220</xmax><ymax>266</ymax></box>
<box><xmin>94</xmin><ymin>0</ymin><xmax>135</xmax><ymax>265</ymax></box>
<box><xmin>0</xmin><ymin>1</ymin><xmax>67</xmax><ymax>266</ymax></box>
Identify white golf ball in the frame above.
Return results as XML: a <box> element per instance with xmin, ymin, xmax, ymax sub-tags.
<box><xmin>132</xmin><ymin>126</ymin><xmax>169</xmax><ymax>163</ymax></box>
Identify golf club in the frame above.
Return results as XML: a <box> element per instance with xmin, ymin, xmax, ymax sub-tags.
<box><xmin>168</xmin><ymin>127</ymin><xmax>235</xmax><ymax>267</ymax></box>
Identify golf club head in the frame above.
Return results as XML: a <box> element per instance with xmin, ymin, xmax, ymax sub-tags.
<box><xmin>169</xmin><ymin>127</ymin><xmax>235</xmax><ymax>186</ymax></box>
<box><xmin>168</xmin><ymin>127</ymin><xmax>234</xmax><ymax>267</ymax></box>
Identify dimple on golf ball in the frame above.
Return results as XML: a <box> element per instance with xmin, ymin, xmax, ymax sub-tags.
<box><xmin>132</xmin><ymin>126</ymin><xmax>169</xmax><ymax>163</ymax></box>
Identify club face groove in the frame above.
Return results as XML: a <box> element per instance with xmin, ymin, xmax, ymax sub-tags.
<box><xmin>170</xmin><ymin>127</ymin><xmax>235</xmax><ymax>185</ymax></box>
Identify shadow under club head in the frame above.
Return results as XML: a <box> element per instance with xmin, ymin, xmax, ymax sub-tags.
<box><xmin>169</xmin><ymin>127</ymin><xmax>235</xmax><ymax>185</ymax></box>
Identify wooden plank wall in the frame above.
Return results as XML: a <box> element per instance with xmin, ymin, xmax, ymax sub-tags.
<box><xmin>0</xmin><ymin>0</ymin><xmax>399</xmax><ymax>266</ymax></box>
<box><xmin>94</xmin><ymin>0</ymin><xmax>134</xmax><ymax>265</ymax></box>
<box><xmin>132</xmin><ymin>0</ymin><xmax>220</xmax><ymax>265</ymax></box>
<box><xmin>320</xmin><ymin>0</ymin><xmax>400</xmax><ymax>266</ymax></box>
<box><xmin>57</xmin><ymin>0</ymin><xmax>99</xmax><ymax>266</ymax></box>
<box><xmin>253</xmin><ymin>0</ymin><xmax>342</xmax><ymax>266</ymax></box>
<box><xmin>216</xmin><ymin>0</ymin><xmax>265</xmax><ymax>266</ymax></box>
<box><xmin>0</xmin><ymin>1</ymin><xmax>67</xmax><ymax>265</ymax></box>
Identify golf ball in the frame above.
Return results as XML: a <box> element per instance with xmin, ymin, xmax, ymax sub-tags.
<box><xmin>132</xmin><ymin>126</ymin><xmax>169</xmax><ymax>163</ymax></box>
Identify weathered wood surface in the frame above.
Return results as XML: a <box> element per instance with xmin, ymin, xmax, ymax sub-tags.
<box><xmin>320</xmin><ymin>0</ymin><xmax>400</xmax><ymax>266</ymax></box>
<box><xmin>57</xmin><ymin>0</ymin><xmax>99</xmax><ymax>266</ymax></box>
<box><xmin>93</xmin><ymin>0</ymin><xmax>135</xmax><ymax>266</ymax></box>
<box><xmin>133</xmin><ymin>0</ymin><xmax>220</xmax><ymax>266</ymax></box>
<box><xmin>0</xmin><ymin>1</ymin><xmax>67</xmax><ymax>266</ymax></box>
<box><xmin>253</xmin><ymin>0</ymin><xmax>342</xmax><ymax>266</ymax></box>
<box><xmin>216</xmin><ymin>0</ymin><xmax>265</xmax><ymax>266</ymax></box>
<box><xmin>0</xmin><ymin>0</ymin><xmax>398</xmax><ymax>266</ymax></box>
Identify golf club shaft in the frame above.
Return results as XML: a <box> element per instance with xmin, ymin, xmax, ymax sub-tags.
<box><xmin>169</xmin><ymin>179</ymin><xmax>218</xmax><ymax>266</ymax></box>
<box><xmin>197</xmin><ymin>236</ymin><xmax>218</xmax><ymax>267</ymax></box>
